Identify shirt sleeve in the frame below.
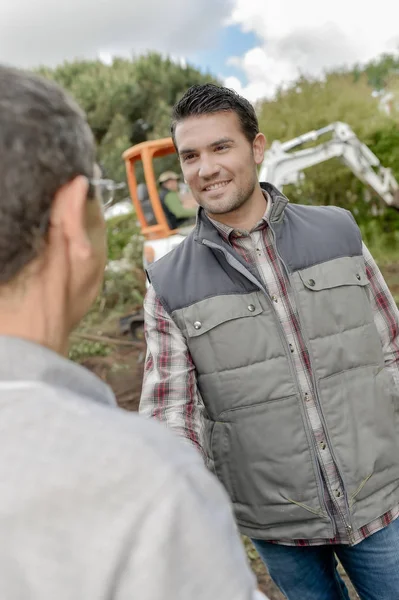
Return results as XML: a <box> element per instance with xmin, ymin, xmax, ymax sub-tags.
<box><xmin>164</xmin><ymin>191</ymin><xmax>198</xmax><ymax>219</ymax></box>
<box><xmin>363</xmin><ymin>242</ymin><xmax>399</xmax><ymax>387</ymax></box>
<box><xmin>139</xmin><ymin>285</ymin><xmax>206</xmax><ymax>457</ymax></box>
<box><xmin>114</xmin><ymin>461</ymin><xmax>266</xmax><ymax>600</ymax></box>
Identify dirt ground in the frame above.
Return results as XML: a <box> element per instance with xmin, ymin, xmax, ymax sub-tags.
<box><xmin>77</xmin><ymin>261</ymin><xmax>399</xmax><ymax>599</ymax></box>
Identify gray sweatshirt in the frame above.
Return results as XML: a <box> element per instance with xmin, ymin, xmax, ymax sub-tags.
<box><xmin>0</xmin><ymin>336</ymin><xmax>263</xmax><ymax>600</ymax></box>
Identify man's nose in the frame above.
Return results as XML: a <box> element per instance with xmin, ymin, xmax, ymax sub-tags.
<box><xmin>198</xmin><ymin>156</ymin><xmax>220</xmax><ymax>179</ymax></box>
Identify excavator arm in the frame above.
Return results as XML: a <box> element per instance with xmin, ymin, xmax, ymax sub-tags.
<box><xmin>259</xmin><ymin>122</ymin><xmax>399</xmax><ymax>208</ymax></box>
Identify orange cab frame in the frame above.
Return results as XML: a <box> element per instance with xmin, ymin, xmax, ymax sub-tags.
<box><xmin>122</xmin><ymin>137</ymin><xmax>181</xmax><ymax>241</ymax></box>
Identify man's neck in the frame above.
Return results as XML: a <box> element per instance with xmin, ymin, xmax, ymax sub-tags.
<box><xmin>0</xmin><ymin>284</ymin><xmax>70</xmax><ymax>356</ymax></box>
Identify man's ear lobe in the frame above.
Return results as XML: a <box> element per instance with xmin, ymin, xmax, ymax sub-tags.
<box><xmin>50</xmin><ymin>176</ymin><xmax>91</xmax><ymax>258</ymax></box>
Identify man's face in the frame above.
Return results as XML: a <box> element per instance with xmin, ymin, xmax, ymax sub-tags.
<box><xmin>175</xmin><ymin>111</ymin><xmax>264</xmax><ymax>216</ymax></box>
<box><xmin>165</xmin><ymin>178</ymin><xmax>179</xmax><ymax>192</ymax></box>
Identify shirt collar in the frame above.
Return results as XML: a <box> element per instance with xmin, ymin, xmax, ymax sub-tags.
<box><xmin>207</xmin><ymin>190</ymin><xmax>271</xmax><ymax>242</ymax></box>
<box><xmin>0</xmin><ymin>336</ymin><xmax>116</xmax><ymax>407</ymax></box>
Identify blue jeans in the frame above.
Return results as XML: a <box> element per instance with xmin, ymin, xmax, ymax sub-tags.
<box><xmin>252</xmin><ymin>518</ymin><xmax>399</xmax><ymax>599</ymax></box>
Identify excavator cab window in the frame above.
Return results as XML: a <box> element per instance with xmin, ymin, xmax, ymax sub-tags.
<box><xmin>137</xmin><ymin>183</ymin><xmax>156</xmax><ymax>226</ymax></box>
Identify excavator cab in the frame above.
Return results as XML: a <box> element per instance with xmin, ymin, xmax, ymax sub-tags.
<box><xmin>122</xmin><ymin>137</ymin><xmax>181</xmax><ymax>240</ymax></box>
<box><xmin>122</xmin><ymin>137</ymin><xmax>194</xmax><ymax>270</ymax></box>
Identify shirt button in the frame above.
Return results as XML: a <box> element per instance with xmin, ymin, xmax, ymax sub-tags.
<box><xmin>289</xmin><ymin>343</ymin><xmax>294</xmax><ymax>353</ymax></box>
<box><xmin>193</xmin><ymin>321</ymin><xmax>202</xmax><ymax>330</ymax></box>
<box><xmin>356</xmin><ymin>274</ymin><xmax>361</xmax><ymax>281</ymax></box>
<box><xmin>308</xmin><ymin>279</ymin><xmax>316</xmax><ymax>287</ymax></box>
<box><xmin>304</xmin><ymin>393</ymin><xmax>310</xmax><ymax>402</ymax></box>
<box><xmin>271</xmin><ymin>295</ymin><xmax>278</xmax><ymax>303</ymax></box>
<box><xmin>248</xmin><ymin>304</ymin><xmax>256</xmax><ymax>312</ymax></box>
<box><xmin>335</xmin><ymin>489</ymin><xmax>342</xmax><ymax>498</ymax></box>
<box><xmin>320</xmin><ymin>441</ymin><xmax>326</xmax><ymax>450</ymax></box>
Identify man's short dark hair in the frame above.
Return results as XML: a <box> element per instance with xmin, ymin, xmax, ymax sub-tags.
<box><xmin>171</xmin><ymin>83</ymin><xmax>259</xmax><ymax>147</ymax></box>
<box><xmin>0</xmin><ymin>65</ymin><xmax>95</xmax><ymax>284</ymax></box>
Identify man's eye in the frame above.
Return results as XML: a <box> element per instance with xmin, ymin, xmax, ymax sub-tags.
<box><xmin>216</xmin><ymin>144</ymin><xmax>229</xmax><ymax>151</ymax></box>
<box><xmin>183</xmin><ymin>154</ymin><xmax>196</xmax><ymax>162</ymax></box>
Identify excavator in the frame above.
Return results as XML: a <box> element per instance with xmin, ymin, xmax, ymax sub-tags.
<box><xmin>119</xmin><ymin>122</ymin><xmax>399</xmax><ymax>337</ymax></box>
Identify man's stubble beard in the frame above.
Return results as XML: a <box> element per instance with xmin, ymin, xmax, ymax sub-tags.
<box><xmin>198</xmin><ymin>174</ymin><xmax>257</xmax><ymax>216</ymax></box>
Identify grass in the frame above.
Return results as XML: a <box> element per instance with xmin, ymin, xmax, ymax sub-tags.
<box><xmin>69</xmin><ymin>341</ymin><xmax>111</xmax><ymax>362</ymax></box>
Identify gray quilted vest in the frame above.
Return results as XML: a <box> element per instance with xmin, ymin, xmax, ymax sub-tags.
<box><xmin>147</xmin><ymin>183</ymin><xmax>399</xmax><ymax>541</ymax></box>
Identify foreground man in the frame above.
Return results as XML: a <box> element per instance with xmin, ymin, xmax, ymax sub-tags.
<box><xmin>141</xmin><ymin>83</ymin><xmax>399</xmax><ymax>599</ymax></box>
<box><xmin>0</xmin><ymin>66</ymin><xmax>265</xmax><ymax>600</ymax></box>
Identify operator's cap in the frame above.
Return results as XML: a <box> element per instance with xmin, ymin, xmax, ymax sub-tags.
<box><xmin>158</xmin><ymin>171</ymin><xmax>180</xmax><ymax>184</ymax></box>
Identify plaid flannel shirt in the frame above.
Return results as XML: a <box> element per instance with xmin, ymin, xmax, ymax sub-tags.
<box><xmin>140</xmin><ymin>197</ymin><xmax>399</xmax><ymax>546</ymax></box>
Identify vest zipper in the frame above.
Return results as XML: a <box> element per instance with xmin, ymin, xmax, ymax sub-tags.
<box><xmin>201</xmin><ymin>238</ymin><xmax>335</xmax><ymax>534</ymax></box>
<box><xmin>267</xmin><ymin>224</ymin><xmax>354</xmax><ymax>541</ymax></box>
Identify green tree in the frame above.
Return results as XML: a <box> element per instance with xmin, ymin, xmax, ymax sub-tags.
<box><xmin>258</xmin><ymin>70</ymin><xmax>398</xmax><ymax>220</ymax></box>
<box><xmin>37</xmin><ymin>53</ymin><xmax>219</xmax><ymax>184</ymax></box>
<box><xmin>354</xmin><ymin>53</ymin><xmax>399</xmax><ymax>90</ymax></box>
<box><xmin>258</xmin><ymin>71</ymin><xmax>387</xmax><ymax>143</ymax></box>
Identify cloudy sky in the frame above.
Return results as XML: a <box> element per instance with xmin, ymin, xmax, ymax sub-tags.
<box><xmin>1</xmin><ymin>0</ymin><xmax>399</xmax><ymax>101</ymax></box>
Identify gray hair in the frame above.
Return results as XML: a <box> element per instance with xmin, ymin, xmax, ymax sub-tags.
<box><xmin>0</xmin><ymin>65</ymin><xmax>95</xmax><ymax>284</ymax></box>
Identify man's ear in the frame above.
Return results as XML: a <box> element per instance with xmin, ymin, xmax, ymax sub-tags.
<box><xmin>253</xmin><ymin>133</ymin><xmax>267</xmax><ymax>165</ymax></box>
<box><xmin>50</xmin><ymin>176</ymin><xmax>91</xmax><ymax>259</ymax></box>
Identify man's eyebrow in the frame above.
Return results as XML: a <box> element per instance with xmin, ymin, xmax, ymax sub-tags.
<box><xmin>179</xmin><ymin>147</ymin><xmax>197</xmax><ymax>156</ymax></box>
<box><xmin>209</xmin><ymin>137</ymin><xmax>234</xmax><ymax>148</ymax></box>
<box><xmin>179</xmin><ymin>137</ymin><xmax>234</xmax><ymax>155</ymax></box>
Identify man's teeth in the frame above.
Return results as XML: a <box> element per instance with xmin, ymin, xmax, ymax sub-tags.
<box><xmin>205</xmin><ymin>181</ymin><xmax>229</xmax><ymax>191</ymax></box>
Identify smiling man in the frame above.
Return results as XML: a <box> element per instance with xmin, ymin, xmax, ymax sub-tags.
<box><xmin>140</xmin><ymin>83</ymin><xmax>399</xmax><ymax>599</ymax></box>
<box><xmin>176</xmin><ymin>109</ymin><xmax>265</xmax><ymax>230</ymax></box>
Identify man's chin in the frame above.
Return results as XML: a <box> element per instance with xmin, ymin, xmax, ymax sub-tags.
<box><xmin>201</xmin><ymin>198</ymin><xmax>243</xmax><ymax>216</ymax></box>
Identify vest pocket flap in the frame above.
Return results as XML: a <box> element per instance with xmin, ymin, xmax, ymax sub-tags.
<box><xmin>298</xmin><ymin>257</ymin><xmax>369</xmax><ymax>291</ymax></box>
<box><xmin>184</xmin><ymin>293</ymin><xmax>262</xmax><ymax>337</ymax></box>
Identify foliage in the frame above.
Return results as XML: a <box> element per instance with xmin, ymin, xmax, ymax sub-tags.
<box><xmin>38</xmin><ymin>52</ymin><xmax>399</xmax><ymax>318</ymax></box>
<box><xmin>37</xmin><ymin>53</ymin><xmax>219</xmax><ymax>184</ymax></box>
<box><xmin>72</xmin><ymin>212</ymin><xmax>146</xmax><ymax>347</ymax></box>
<box><xmin>368</xmin><ymin>123</ymin><xmax>399</xmax><ymax>179</ymax></box>
<box><xmin>68</xmin><ymin>262</ymin><xmax>145</xmax><ymax>363</ymax></box>
<box><xmin>258</xmin><ymin>59</ymin><xmax>399</xmax><ymax>260</ymax></box>
<box><xmin>359</xmin><ymin>220</ymin><xmax>399</xmax><ymax>266</ymax></box>
<box><xmin>38</xmin><ymin>52</ymin><xmax>399</xmax><ymax>243</ymax></box>
<box><xmin>259</xmin><ymin>71</ymin><xmax>388</xmax><ymax>143</ymax></box>
<box><xmin>99</xmin><ymin>268</ymin><xmax>145</xmax><ymax>311</ymax></box>
<box><xmin>68</xmin><ymin>340</ymin><xmax>111</xmax><ymax>362</ymax></box>
<box><xmin>106</xmin><ymin>213</ymin><xmax>143</xmax><ymax>261</ymax></box>
<box><xmin>96</xmin><ymin>215</ymin><xmax>145</xmax><ymax>310</ymax></box>
<box><xmin>354</xmin><ymin>53</ymin><xmax>399</xmax><ymax>90</ymax></box>
<box><xmin>104</xmin><ymin>213</ymin><xmax>146</xmax><ymax>308</ymax></box>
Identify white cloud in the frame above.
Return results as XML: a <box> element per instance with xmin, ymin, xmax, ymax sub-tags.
<box><xmin>224</xmin><ymin>73</ymin><xmax>270</xmax><ymax>105</ymax></box>
<box><xmin>3</xmin><ymin>0</ymin><xmax>399</xmax><ymax>107</ymax></box>
<box><xmin>227</xmin><ymin>0</ymin><xmax>399</xmax><ymax>101</ymax></box>
<box><xmin>0</xmin><ymin>0</ymin><xmax>233</xmax><ymax>69</ymax></box>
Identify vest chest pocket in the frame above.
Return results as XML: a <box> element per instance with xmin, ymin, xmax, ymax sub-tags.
<box><xmin>296</xmin><ymin>256</ymin><xmax>373</xmax><ymax>338</ymax></box>
<box><xmin>298</xmin><ymin>257</ymin><xmax>369</xmax><ymax>292</ymax></box>
<box><xmin>183</xmin><ymin>293</ymin><xmax>263</xmax><ymax>338</ymax></box>
<box><xmin>180</xmin><ymin>293</ymin><xmax>268</xmax><ymax>377</ymax></box>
